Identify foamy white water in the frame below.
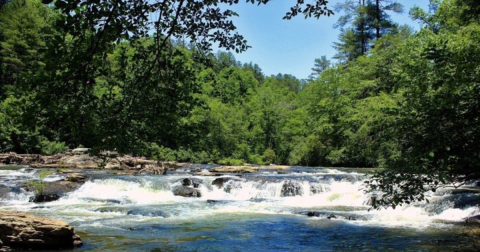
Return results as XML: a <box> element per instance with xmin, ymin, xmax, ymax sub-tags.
<box><xmin>1</xmin><ymin>166</ymin><xmax>478</xmax><ymax>251</ymax></box>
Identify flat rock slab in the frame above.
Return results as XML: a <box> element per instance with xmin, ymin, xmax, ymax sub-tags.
<box><xmin>211</xmin><ymin>166</ymin><xmax>258</xmax><ymax>173</ymax></box>
<box><xmin>0</xmin><ymin>211</ymin><xmax>83</xmax><ymax>250</ymax></box>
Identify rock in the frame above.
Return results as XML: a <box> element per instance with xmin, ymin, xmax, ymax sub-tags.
<box><xmin>23</xmin><ymin>180</ymin><xmax>84</xmax><ymax>197</ymax></box>
<box><xmin>327</xmin><ymin>214</ymin><xmax>337</xmax><ymax>219</ymax></box>
<box><xmin>0</xmin><ymin>153</ymin><xmax>22</xmax><ymax>164</ymax></box>
<box><xmin>211</xmin><ymin>166</ymin><xmax>258</xmax><ymax>173</ymax></box>
<box><xmin>300</xmin><ymin>211</ymin><xmax>362</xmax><ymax>221</ymax></box>
<box><xmin>66</xmin><ymin>173</ymin><xmax>87</xmax><ymax>183</ymax></box>
<box><xmin>0</xmin><ymin>211</ymin><xmax>83</xmax><ymax>250</ymax></box>
<box><xmin>29</xmin><ymin>194</ymin><xmax>60</xmax><ymax>203</ymax></box>
<box><xmin>126</xmin><ymin>209</ymin><xmax>170</xmax><ymax>218</ymax></box>
<box><xmin>181</xmin><ymin>178</ymin><xmax>197</xmax><ymax>188</ymax></box>
<box><xmin>71</xmin><ymin>148</ymin><xmax>90</xmax><ymax>155</ymax></box>
<box><xmin>465</xmin><ymin>215</ymin><xmax>480</xmax><ymax>226</ymax></box>
<box><xmin>172</xmin><ymin>186</ymin><xmax>201</xmax><ymax>197</ymax></box>
<box><xmin>59</xmin><ymin>155</ymin><xmax>99</xmax><ymax>169</ymax></box>
<box><xmin>0</xmin><ymin>185</ymin><xmax>9</xmax><ymax>200</ymax></box>
<box><xmin>179</xmin><ymin>178</ymin><xmax>203</xmax><ymax>188</ymax></box>
<box><xmin>310</xmin><ymin>184</ymin><xmax>324</xmax><ymax>194</ymax></box>
<box><xmin>212</xmin><ymin>177</ymin><xmax>241</xmax><ymax>188</ymax></box>
<box><xmin>195</xmin><ymin>170</ymin><xmax>215</xmax><ymax>176</ymax></box>
<box><xmin>206</xmin><ymin>199</ymin><xmax>233</xmax><ymax>204</ymax></box>
<box><xmin>281</xmin><ymin>180</ymin><xmax>303</xmax><ymax>197</ymax></box>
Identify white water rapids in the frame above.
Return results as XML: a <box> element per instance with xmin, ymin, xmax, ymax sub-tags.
<box><xmin>1</xmin><ymin>166</ymin><xmax>479</xmax><ymax>251</ymax></box>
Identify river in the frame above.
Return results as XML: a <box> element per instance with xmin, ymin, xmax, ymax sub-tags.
<box><xmin>1</xmin><ymin>165</ymin><xmax>478</xmax><ymax>251</ymax></box>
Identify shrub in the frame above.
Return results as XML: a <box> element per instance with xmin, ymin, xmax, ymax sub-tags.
<box><xmin>263</xmin><ymin>148</ymin><xmax>276</xmax><ymax>164</ymax></box>
<box><xmin>28</xmin><ymin>169</ymin><xmax>53</xmax><ymax>196</ymax></box>
<box><xmin>217</xmin><ymin>158</ymin><xmax>244</xmax><ymax>166</ymax></box>
<box><xmin>39</xmin><ymin>138</ymin><xmax>68</xmax><ymax>155</ymax></box>
<box><xmin>248</xmin><ymin>154</ymin><xmax>265</xmax><ymax>165</ymax></box>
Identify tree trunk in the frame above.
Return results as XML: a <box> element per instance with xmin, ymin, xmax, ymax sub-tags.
<box><xmin>376</xmin><ymin>0</ymin><xmax>380</xmax><ymax>40</ymax></box>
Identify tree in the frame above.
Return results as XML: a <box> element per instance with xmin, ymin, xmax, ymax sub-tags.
<box><xmin>366</xmin><ymin>0</ymin><xmax>480</xmax><ymax>209</ymax></box>
<box><xmin>0</xmin><ymin>0</ymin><xmax>53</xmax><ymax>98</ymax></box>
<box><xmin>29</xmin><ymin>0</ymin><xmax>333</xmax><ymax>154</ymax></box>
<box><xmin>333</xmin><ymin>0</ymin><xmax>402</xmax><ymax>61</ymax></box>
<box><xmin>371</xmin><ymin>0</ymin><xmax>403</xmax><ymax>40</ymax></box>
<box><xmin>309</xmin><ymin>55</ymin><xmax>331</xmax><ymax>80</ymax></box>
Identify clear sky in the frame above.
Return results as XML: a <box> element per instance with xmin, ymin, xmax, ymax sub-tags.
<box><xmin>222</xmin><ymin>0</ymin><xmax>431</xmax><ymax>80</ymax></box>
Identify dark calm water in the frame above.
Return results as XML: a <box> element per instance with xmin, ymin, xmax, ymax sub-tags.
<box><xmin>0</xmin><ymin>166</ymin><xmax>477</xmax><ymax>251</ymax></box>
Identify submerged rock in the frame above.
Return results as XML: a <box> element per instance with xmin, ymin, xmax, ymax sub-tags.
<box><xmin>0</xmin><ymin>185</ymin><xmax>9</xmax><ymax>200</ymax></box>
<box><xmin>301</xmin><ymin>211</ymin><xmax>361</xmax><ymax>221</ymax></box>
<box><xmin>0</xmin><ymin>211</ymin><xmax>83</xmax><ymax>250</ymax></box>
<box><xmin>206</xmin><ymin>199</ymin><xmax>234</xmax><ymax>204</ymax></box>
<box><xmin>126</xmin><ymin>209</ymin><xmax>170</xmax><ymax>218</ymax></box>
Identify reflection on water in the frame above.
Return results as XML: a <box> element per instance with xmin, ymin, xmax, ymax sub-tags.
<box><xmin>0</xmin><ymin>166</ymin><xmax>478</xmax><ymax>251</ymax></box>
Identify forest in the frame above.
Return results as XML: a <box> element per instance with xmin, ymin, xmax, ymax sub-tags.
<box><xmin>0</xmin><ymin>0</ymin><xmax>479</xmax><ymax>208</ymax></box>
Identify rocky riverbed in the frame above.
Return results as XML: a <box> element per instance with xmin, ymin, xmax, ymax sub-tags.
<box><xmin>2</xmin><ymin>151</ymin><xmax>480</xmax><ymax>251</ymax></box>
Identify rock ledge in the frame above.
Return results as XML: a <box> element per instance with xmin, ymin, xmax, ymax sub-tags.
<box><xmin>0</xmin><ymin>211</ymin><xmax>83</xmax><ymax>251</ymax></box>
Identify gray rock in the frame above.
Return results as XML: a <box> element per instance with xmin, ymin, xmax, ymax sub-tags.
<box><xmin>212</xmin><ymin>177</ymin><xmax>241</xmax><ymax>188</ymax></box>
<box><xmin>71</xmin><ymin>148</ymin><xmax>90</xmax><ymax>155</ymax></box>
<box><xmin>281</xmin><ymin>180</ymin><xmax>303</xmax><ymax>197</ymax></box>
<box><xmin>173</xmin><ymin>186</ymin><xmax>201</xmax><ymax>197</ymax></box>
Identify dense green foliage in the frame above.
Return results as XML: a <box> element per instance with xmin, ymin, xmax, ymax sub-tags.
<box><xmin>0</xmin><ymin>0</ymin><xmax>479</xmax><ymax>209</ymax></box>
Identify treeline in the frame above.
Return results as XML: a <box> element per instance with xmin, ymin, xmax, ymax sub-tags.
<box><xmin>1</xmin><ymin>0</ymin><xmax>480</xmax><ymax>197</ymax></box>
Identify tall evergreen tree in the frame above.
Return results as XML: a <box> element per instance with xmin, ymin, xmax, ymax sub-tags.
<box><xmin>309</xmin><ymin>56</ymin><xmax>331</xmax><ymax>80</ymax></box>
<box><xmin>333</xmin><ymin>0</ymin><xmax>402</xmax><ymax>62</ymax></box>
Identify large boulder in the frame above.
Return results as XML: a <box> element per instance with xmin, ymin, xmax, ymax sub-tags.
<box><xmin>281</xmin><ymin>180</ymin><xmax>303</xmax><ymax>197</ymax></box>
<box><xmin>23</xmin><ymin>176</ymin><xmax>86</xmax><ymax>203</ymax></box>
<box><xmin>0</xmin><ymin>211</ymin><xmax>83</xmax><ymax>250</ymax></box>
<box><xmin>172</xmin><ymin>186</ymin><xmax>201</xmax><ymax>197</ymax></box>
<box><xmin>212</xmin><ymin>177</ymin><xmax>241</xmax><ymax>189</ymax></box>
<box><xmin>59</xmin><ymin>155</ymin><xmax>99</xmax><ymax>169</ymax></box>
<box><xmin>178</xmin><ymin>178</ymin><xmax>203</xmax><ymax>188</ymax></box>
<box><xmin>29</xmin><ymin>194</ymin><xmax>60</xmax><ymax>203</ymax></box>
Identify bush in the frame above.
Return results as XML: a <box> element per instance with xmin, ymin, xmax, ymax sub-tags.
<box><xmin>263</xmin><ymin>148</ymin><xmax>276</xmax><ymax>164</ymax></box>
<box><xmin>39</xmin><ymin>138</ymin><xmax>68</xmax><ymax>155</ymax></box>
<box><xmin>248</xmin><ymin>154</ymin><xmax>265</xmax><ymax>165</ymax></box>
<box><xmin>146</xmin><ymin>143</ymin><xmax>176</xmax><ymax>161</ymax></box>
<box><xmin>192</xmin><ymin>151</ymin><xmax>211</xmax><ymax>164</ymax></box>
<box><xmin>28</xmin><ymin>169</ymin><xmax>53</xmax><ymax>196</ymax></box>
<box><xmin>217</xmin><ymin>158</ymin><xmax>244</xmax><ymax>166</ymax></box>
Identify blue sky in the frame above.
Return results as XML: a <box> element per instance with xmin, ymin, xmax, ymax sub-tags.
<box><xmin>222</xmin><ymin>0</ymin><xmax>430</xmax><ymax>79</ymax></box>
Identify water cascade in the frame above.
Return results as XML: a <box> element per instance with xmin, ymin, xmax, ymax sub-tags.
<box><xmin>1</xmin><ymin>166</ymin><xmax>478</xmax><ymax>251</ymax></box>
